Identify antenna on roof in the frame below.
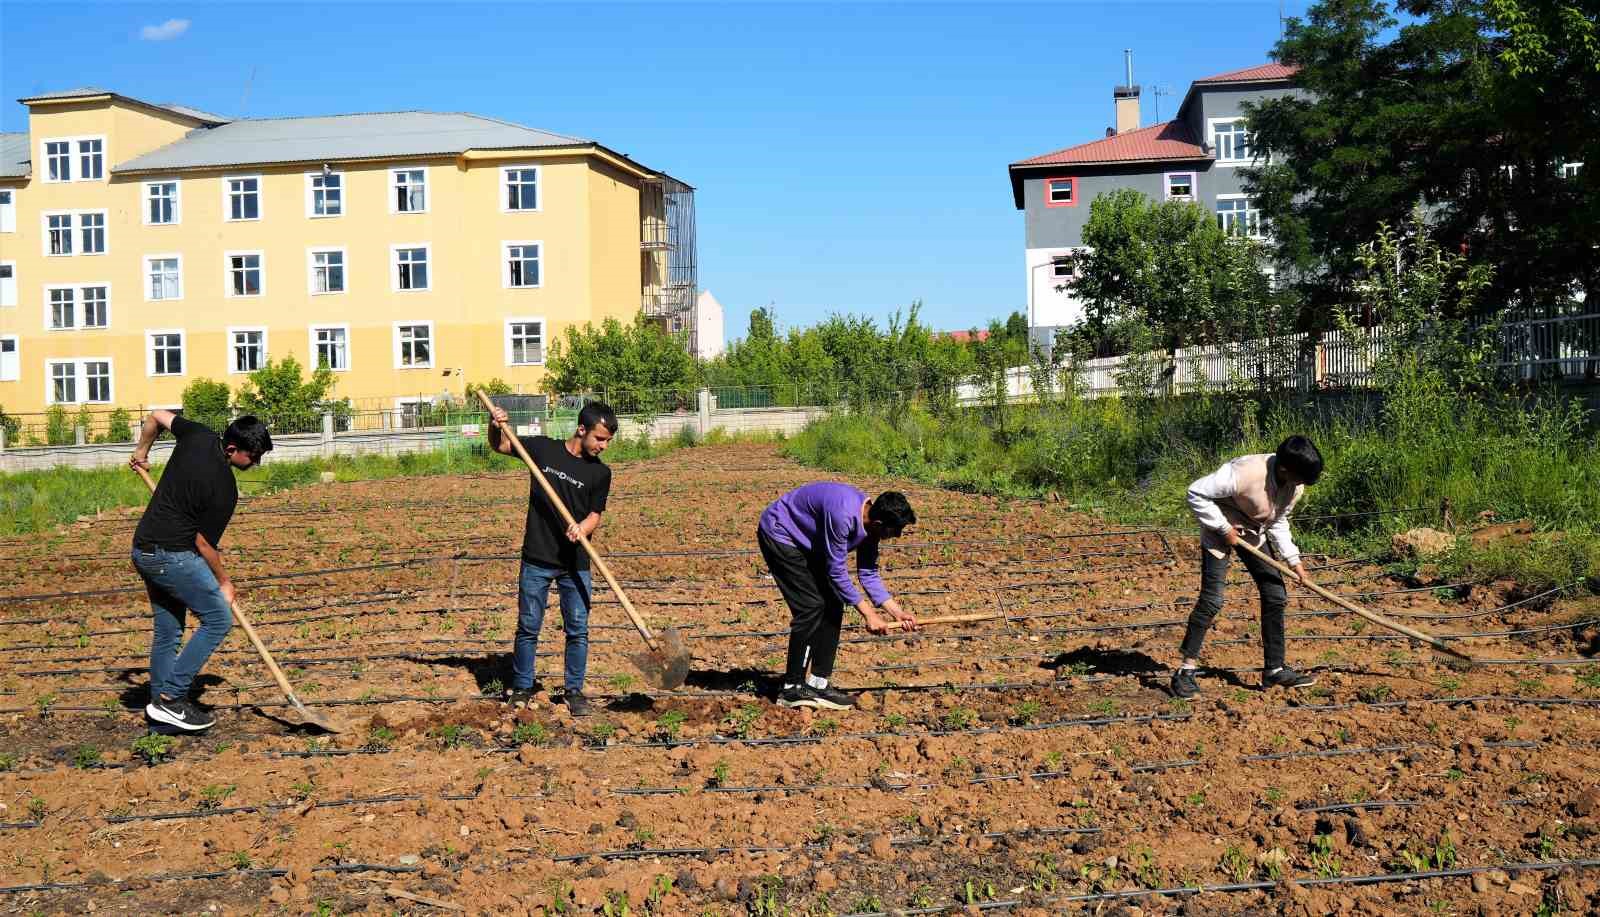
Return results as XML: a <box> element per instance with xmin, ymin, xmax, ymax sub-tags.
<box><xmin>239</xmin><ymin>66</ymin><xmax>257</xmax><ymax>117</ymax></box>
<box><xmin>1151</xmin><ymin>84</ymin><xmax>1176</xmax><ymax>122</ymax></box>
<box><xmin>1279</xmin><ymin>0</ymin><xmax>1286</xmax><ymax>42</ymax></box>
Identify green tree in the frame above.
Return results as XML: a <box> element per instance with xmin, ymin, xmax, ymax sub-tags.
<box><xmin>1245</xmin><ymin>0</ymin><xmax>1600</xmax><ymax>312</ymax></box>
<box><xmin>0</xmin><ymin>405</ymin><xmax>20</xmax><ymax>445</ymax></box>
<box><xmin>1059</xmin><ymin>189</ymin><xmax>1282</xmax><ymax>356</ymax></box>
<box><xmin>465</xmin><ymin>378</ymin><xmax>513</xmax><ymax>400</ymax></box>
<box><xmin>181</xmin><ymin>378</ymin><xmax>233</xmax><ymax>431</ymax></box>
<box><xmin>233</xmin><ymin>355</ymin><xmax>348</xmax><ymax>434</ymax></box>
<box><xmin>45</xmin><ymin>405</ymin><xmax>73</xmax><ymax>445</ymax></box>
<box><xmin>98</xmin><ymin>407</ymin><xmax>135</xmax><ymax>444</ymax></box>
<box><xmin>541</xmin><ymin>312</ymin><xmax>697</xmax><ymax>414</ymax></box>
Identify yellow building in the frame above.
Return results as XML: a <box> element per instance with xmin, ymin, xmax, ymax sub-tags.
<box><xmin>0</xmin><ymin>88</ymin><xmax>696</xmax><ymax>420</ymax></box>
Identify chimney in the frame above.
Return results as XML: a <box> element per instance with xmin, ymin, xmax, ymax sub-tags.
<box><xmin>1114</xmin><ymin>48</ymin><xmax>1141</xmax><ymax>134</ymax></box>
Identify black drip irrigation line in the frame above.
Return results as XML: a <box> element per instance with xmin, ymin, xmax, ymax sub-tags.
<box><xmin>1296</xmin><ymin>799</ymin><xmax>1419</xmax><ymax>814</ymax></box>
<box><xmin>0</xmin><ymin>862</ymin><xmax>423</xmax><ymax>896</ymax></box>
<box><xmin>548</xmin><ymin>825</ymin><xmax>1100</xmax><ymax>864</ymax></box>
<box><xmin>835</xmin><ymin>858</ymin><xmax>1600</xmax><ymax>915</ymax></box>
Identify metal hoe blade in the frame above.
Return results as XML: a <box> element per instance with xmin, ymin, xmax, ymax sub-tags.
<box><xmin>629</xmin><ymin>626</ymin><xmax>691</xmax><ymax>690</ymax></box>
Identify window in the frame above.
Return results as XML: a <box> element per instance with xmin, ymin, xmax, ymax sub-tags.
<box><xmin>1210</xmin><ymin>118</ymin><xmax>1252</xmax><ymax>163</ymax></box>
<box><xmin>308</xmin><ymin>171</ymin><xmax>342</xmax><ymax>217</ymax></box>
<box><xmin>226</xmin><ymin>176</ymin><xmax>261</xmax><ymax>220</ymax></box>
<box><xmin>46</xmin><ymin>359</ymin><xmax>112</xmax><ymax>404</ymax></box>
<box><xmin>392</xmin><ymin>169</ymin><xmax>427</xmax><ymax>213</ymax></box>
<box><xmin>81</xmin><ymin>285</ymin><xmax>108</xmax><ymax>328</ymax></box>
<box><xmin>311</xmin><ymin>325</ymin><xmax>349</xmax><ymax>371</ymax></box>
<box><xmin>0</xmin><ymin>336</ymin><xmax>17</xmax><ymax>382</ymax></box>
<box><xmin>0</xmin><ymin>262</ymin><xmax>14</xmax><ymax>307</ymax></box>
<box><xmin>78</xmin><ymin>138</ymin><xmax>103</xmax><ymax>179</ymax></box>
<box><xmin>227</xmin><ymin>252</ymin><xmax>264</xmax><ymax>296</ymax></box>
<box><xmin>1051</xmin><ymin>257</ymin><xmax>1073</xmax><ymax>279</ymax></box>
<box><xmin>145</xmin><ymin>181</ymin><xmax>179</xmax><ymax>224</ymax></box>
<box><xmin>79</xmin><ymin>211</ymin><xmax>106</xmax><ymax>254</ymax></box>
<box><xmin>1045</xmin><ymin>177</ymin><xmax>1077</xmax><ymax>207</ymax></box>
<box><xmin>393</xmin><ymin>245</ymin><xmax>430</xmax><ymax>291</ymax></box>
<box><xmin>394</xmin><ymin>322</ymin><xmax>433</xmax><ymax>368</ymax></box>
<box><xmin>309</xmin><ymin>248</ymin><xmax>345</xmax><ymax>294</ymax></box>
<box><xmin>229</xmin><ymin>328</ymin><xmax>267</xmax><ymax>374</ymax></box>
<box><xmin>1215</xmin><ymin>195</ymin><xmax>1265</xmax><ymax>238</ymax></box>
<box><xmin>505</xmin><ymin>318</ymin><xmax>545</xmax><ymax>365</ymax></box>
<box><xmin>148</xmin><ymin>331</ymin><xmax>185</xmax><ymax>377</ymax></box>
<box><xmin>146</xmin><ymin>255</ymin><xmax>182</xmax><ymax>301</ymax></box>
<box><xmin>505</xmin><ymin>242</ymin><xmax>541</xmax><ymax>288</ymax></box>
<box><xmin>48</xmin><ymin>287</ymin><xmax>74</xmax><ymax>330</ymax></box>
<box><xmin>1165</xmin><ymin>172</ymin><xmax>1196</xmax><ymax>201</ymax></box>
<box><xmin>1562</xmin><ymin>161</ymin><xmax>1585</xmax><ymax>180</ymax></box>
<box><xmin>0</xmin><ymin>189</ymin><xmax>14</xmax><ymax>233</ymax></box>
<box><xmin>45</xmin><ymin>141</ymin><xmax>70</xmax><ymax>181</ymax></box>
<box><xmin>503</xmin><ymin>166</ymin><xmax>539</xmax><ymax>211</ymax></box>
<box><xmin>46</xmin><ymin>213</ymin><xmax>72</xmax><ymax>255</ymax></box>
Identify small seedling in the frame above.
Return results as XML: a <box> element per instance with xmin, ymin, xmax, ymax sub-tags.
<box><xmin>729</xmin><ymin>704</ymin><xmax>763</xmax><ymax>738</ymax></box>
<box><xmin>1011</xmin><ymin>700</ymin><xmax>1043</xmax><ymax>724</ymax></box>
<box><xmin>810</xmin><ymin>717</ymin><xmax>839</xmax><ymax>736</ymax></box>
<box><xmin>1264</xmin><ymin>786</ymin><xmax>1285</xmax><ymax>804</ymax></box>
<box><xmin>1438</xmin><ymin>675</ymin><xmax>1463</xmax><ymax>692</ymax></box>
<box><xmin>1043</xmin><ymin>750</ymin><xmax>1065</xmax><ymax>770</ymax></box>
<box><xmin>365</xmin><ymin>725</ymin><xmax>396</xmax><ymax>752</ymax></box>
<box><xmin>589</xmin><ymin>720</ymin><xmax>618</xmax><ymax>743</ymax></box>
<box><xmin>1220</xmin><ymin>844</ymin><xmax>1252</xmax><ymax>882</ymax></box>
<box><xmin>1309</xmin><ymin>832</ymin><xmax>1342</xmax><ymax>878</ymax></box>
<box><xmin>1088</xmin><ymin>699</ymin><xmax>1117</xmax><ymax>717</ymax></box>
<box><xmin>512</xmin><ymin>722</ymin><xmax>548</xmax><ymax>746</ymax></box>
<box><xmin>1184</xmin><ymin>790</ymin><xmax>1206</xmax><ymax>808</ymax></box>
<box><xmin>656</xmin><ymin>709</ymin><xmax>687</xmax><ymax>741</ymax></box>
<box><xmin>883</xmin><ymin>713</ymin><xmax>908</xmax><ymax>730</ymax></box>
<box><xmin>482</xmin><ymin>678</ymin><xmax>505</xmax><ymax>697</ymax></box>
<box><xmin>229</xmin><ymin>851</ymin><xmax>253</xmax><ymax>869</ymax></box>
<box><xmin>27</xmin><ymin>796</ymin><xmax>47</xmax><ymax>821</ymax></box>
<box><xmin>432</xmin><ymin>724</ymin><xmax>472</xmax><ymax>749</ymax></box>
<box><xmin>70</xmin><ymin>745</ymin><xmax>101</xmax><ymax>769</ymax></box>
<box><xmin>35</xmin><ymin>693</ymin><xmax>57</xmax><ymax>719</ymax></box>
<box><xmin>196</xmin><ymin>784</ymin><xmax>236</xmax><ymax>811</ymax></box>
<box><xmin>132</xmin><ymin>733</ymin><xmax>175</xmax><ymax>765</ymax></box>
<box><xmin>942</xmin><ymin>707</ymin><xmax>977</xmax><ymax>729</ymax></box>
<box><xmin>608</xmin><ymin>673</ymin><xmax>637</xmax><ymax>692</ymax></box>
<box><xmin>1357</xmin><ymin>684</ymin><xmax>1392</xmax><ymax>703</ymax></box>
<box><xmin>291</xmin><ymin>779</ymin><xmax>316</xmax><ymax>800</ymax></box>
<box><xmin>0</xmin><ymin>752</ymin><xmax>17</xmax><ymax>772</ymax></box>
<box><xmin>708</xmin><ymin>758</ymin><xmax>730</xmax><ymax>787</ymax></box>
<box><xmin>100</xmin><ymin>697</ymin><xmax>121</xmax><ymax>719</ymax></box>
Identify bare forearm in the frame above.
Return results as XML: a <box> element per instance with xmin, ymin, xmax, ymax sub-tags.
<box><xmin>580</xmin><ymin>512</ymin><xmax>601</xmax><ymax>538</ymax></box>
<box><xmin>195</xmin><ymin>534</ymin><xmax>230</xmax><ymax>590</ymax></box>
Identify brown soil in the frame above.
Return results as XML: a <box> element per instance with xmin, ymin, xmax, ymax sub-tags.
<box><xmin>2</xmin><ymin>443</ymin><xmax>1598</xmax><ymax>915</ymax></box>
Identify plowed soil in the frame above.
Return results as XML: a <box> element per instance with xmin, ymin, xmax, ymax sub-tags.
<box><xmin>2</xmin><ymin>443</ymin><xmax>1599</xmax><ymax>915</ymax></box>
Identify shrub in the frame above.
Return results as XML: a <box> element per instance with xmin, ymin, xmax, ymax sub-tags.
<box><xmin>45</xmin><ymin>405</ymin><xmax>73</xmax><ymax>445</ymax></box>
<box><xmin>181</xmin><ymin>378</ymin><xmax>233</xmax><ymax>431</ymax></box>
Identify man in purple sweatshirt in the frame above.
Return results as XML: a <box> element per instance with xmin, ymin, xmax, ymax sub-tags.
<box><xmin>758</xmin><ymin>482</ymin><xmax>920</xmax><ymax>710</ymax></box>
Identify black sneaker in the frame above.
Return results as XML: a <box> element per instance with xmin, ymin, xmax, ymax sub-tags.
<box><xmin>563</xmin><ymin>692</ymin><xmax>594</xmax><ymax>717</ymax></box>
<box><xmin>810</xmin><ymin>684</ymin><xmax>857</xmax><ymax>710</ymax></box>
<box><xmin>777</xmin><ymin>685</ymin><xmax>850</xmax><ymax>711</ymax></box>
<box><xmin>503</xmin><ymin>687</ymin><xmax>537</xmax><ymax>707</ymax></box>
<box><xmin>145</xmin><ymin>695</ymin><xmax>215</xmax><ymax>731</ymax></box>
<box><xmin>1170</xmin><ymin>668</ymin><xmax>1201</xmax><ymax>699</ymax></box>
<box><xmin>1263</xmin><ymin>667</ymin><xmax>1317</xmax><ymax>689</ymax></box>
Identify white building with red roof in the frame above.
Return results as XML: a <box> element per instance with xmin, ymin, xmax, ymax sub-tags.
<box><xmin>1008</xmin><ymin>62</ymin><xmax>1299</xmax><ymax>352</ymax></box>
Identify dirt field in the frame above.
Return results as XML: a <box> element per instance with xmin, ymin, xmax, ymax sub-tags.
<box><xmin>3</xmin><ymin>443</ymin><xmax>1599</xmax><ymax>915</ymax></box>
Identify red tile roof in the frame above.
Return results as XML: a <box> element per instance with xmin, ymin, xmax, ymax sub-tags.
<box><xmin>940</xmin><ymin>330</ymin><xmax>991</xmax><ymax>343</ymax></box>
<box><xmin>1011</xmin><ymin>120</ymin><xmax>1206</xmax><ymax>168</ymax></box>
<box><xmin>1192</xmin><ymin>62</ymin><xmax>1299</xmax><ymax>84</ymax></box>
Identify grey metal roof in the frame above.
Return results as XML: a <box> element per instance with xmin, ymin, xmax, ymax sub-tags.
<box><xmin>0</xmin><ymin>132</ymin><xmax>29</xmax><ymax>179</ymax></box>
<box><xmin>115</xmin><ymin>111</ymin><xmax>593</xmax><ymax>173</ymax></box>
<box><xmin>18</xmin><ymin>87</ymin><xmax>115</xmax><ymax>101</ymax></box>
<box><xmin>18</xmin><ymin>87</ymin><xmax>231</xmax><ymax>126</ymax></box>
<box><xmin>158</xmin><ymin>103</ymin><xmax>233</xmax><ymax>124</ymax></box>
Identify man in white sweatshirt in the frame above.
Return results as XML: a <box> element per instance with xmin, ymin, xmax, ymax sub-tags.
<box><xmin>1171</xmin><ymin>435</ymin><xmax>1324</xmax><ymax>699</ymax></box>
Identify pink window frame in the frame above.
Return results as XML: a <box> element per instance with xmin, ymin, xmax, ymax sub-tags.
<box><xmin>1044</xmin><ymin>176</ymin><xmax>1078</xmax><ymax>208</ymax></box>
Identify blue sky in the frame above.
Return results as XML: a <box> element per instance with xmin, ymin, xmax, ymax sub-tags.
<box><xmin>1</xmin><ymin>1</ymin><xmax>1300</xmax><ymax>342</ymax></box>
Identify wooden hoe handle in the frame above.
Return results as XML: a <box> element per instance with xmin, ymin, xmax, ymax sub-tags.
<box><xmin>1234</xmin><ymin>540</ymin><xmax>1475</xmax><ymax>662</ymax></box>
<box><xmin>474</xmin><ymin>390</ymin><xmax>659</xmax><ymax>650</ymax></box>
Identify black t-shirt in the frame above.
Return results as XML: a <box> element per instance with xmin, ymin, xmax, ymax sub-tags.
<box><xmin>133</xmin><ymin>417</ymin><xmax>239</xmax><ymax>552</ymax></box>
<box><xmin>519</xmin><ymin>435</ymin><xmax>611</xmax><ymax>570</ymax></box>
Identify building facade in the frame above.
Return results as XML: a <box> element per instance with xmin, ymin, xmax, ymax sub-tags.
<box><xmin>1008</xmin><ymin>63</ymin><xmax>1298</xmax><ymax>354</ymax></box>
<box><xmin>0</xmin><ymin>88</ymin><xmax>695</xmax><ymax>418</ymax></box>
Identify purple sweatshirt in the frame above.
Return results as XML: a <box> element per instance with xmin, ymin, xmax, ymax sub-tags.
<box><xmin>759</xmin><ymin>482</ymin><xmax>891</xmax><ymax>606</ymax></box>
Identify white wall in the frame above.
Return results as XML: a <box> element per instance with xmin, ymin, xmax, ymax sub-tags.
<box><xmin>695</xmin><ymin>290</ymin><xmax>725</xmax><ymax>360</ymax></box>
<box><xmin>1024</xmin><ymin>246</ymin><xmax>1089</xmax><ymax>331</ymax></box>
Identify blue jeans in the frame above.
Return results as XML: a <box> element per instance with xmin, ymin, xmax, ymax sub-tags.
<box><xmin>514</xmin><ymin>561</ymin><xmax>592</xmax><ymax>694</ymax></box>
<box><xmin>132</xmin><ymin>547</ymin><xmax>233</xmax><ymax>700</ymax></box>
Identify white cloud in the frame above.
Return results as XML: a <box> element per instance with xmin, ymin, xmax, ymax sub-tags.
<box><xmin>140</xmin><ymin>19</ymin><xmax>191</xmax><ymax>41</ymax></box>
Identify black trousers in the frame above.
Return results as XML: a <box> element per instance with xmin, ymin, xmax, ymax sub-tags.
<box><xmin>1178</xmin><ymin>544</ymin><xmax>1289</xmax><ymax>670</ymax></box>
<box><xmin>758</xmin><ymin>528</ymin><xmax>846</xmax><ymax>685</ymax></box>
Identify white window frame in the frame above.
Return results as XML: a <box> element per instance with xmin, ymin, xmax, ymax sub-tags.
<box><xmin>77</xmin><ymin>209</ymin><xmax>108</xmax><ymax>255</ymax></box>
<box><xmin>391</xmin><ymin>243</ymin><xmax>432</xmax><ymax>292</ymax></box>
<box><xmin>146</xmin><ymin>329</ymin><xmax>187</xmax><ymax>378</ymax></box>
<box><xmin>1208</xmin><ymin>117</ymin><xmax>1253</xmax><ymax>166</ymax></box>
<box><xmin>390</xmin><ymin>167</ymin><xmax>429</xmax><ymax>214</ymax></box>
<box><xmin>1165</xmin><ymin>172</ymin><xmax>1197</xmax><ymax>201</ymax></box>
<box><xmin>1050</xmin><ymin>256</ymin><xmax>1074</xmax><ymax>279</ymax></box>
<box><xmin>42</xmin><ymin>211</ymin><xmax>74</xmax><ymax>257</ymax></box>
<box><xmin>501</xmin><ymin>164</ymin><xmax>541</xmax><ymax>213</ymax></box>
<box><xmin>0</xmin><ymin>260</ymin><xmax>15</xmax><ymax>307</ymax></box>
<box><xmin>0</xmin><ymin>189</ymin><xmax>15</xmax><ymax>233</ymax></box>
<box><xmin>503</xmin><ymin>240</ymin><xmax>543</xmax><ymax>289</ymax></box>
<box><xmin>41</xmin><ymin>136</ymin><xmax>105</xmax><ymax>183</ymax></box>
<box><xmin>1215</xmin><ymin>194</ymin><xmax>1265</xmax><ymax>239</ymax></box>
<box><xmin>0</xmin><ymin>335</ymin><xmax>18</xmax><ymax>382</ymax></box>
<box><xmin>45</xmin><ymin>357</ymin><xmax>114</xmax><ymax>404</ymax></box>
<box><xmin>144</xmin><ymin>254</ymin><xmax>184</xmax><ymax>302</ymax></box>
<box><xmin>227</xmin><ymin>326</ymin><xmax>269</xmax><ymax>375</ymax></box>
<box><xmin>44</xmin><ymin>285</ymin><xmax>76</xmax><ymax>331</ymax></box>
<box><xmin>392</xmin><ymin>320</ymin><xmax>435</xmax><ymax>369</ymax></box>
<box><xmin>77</xmin><ymin>137</ymin><xmax>105</xmax><ymax>181</ymax></box>
<box><xmin>43</xmin><ymin>140</ymin><xmax>72</xmax><ymax>183</ymax></box>
<box><xmin>1561</xmin><ymin>161</ymin><xmax>1584</xmax><ymax>179</ymax></box>
<box><xmin>504</xmin><ymin>316</ymin><xmax>547</xmax><ymax>366</ymax></box>
<box><xmin>143</xmin><ymin>180</ymin><xmax>181</xmax><ymax>225</ymax></box>
<box><xmin>307</xmin><ymin>246</ymin><xmax>348</xmax><ymax>295</ymax></box>
<box><xmin>79</xmin><ymin>283</ymin><xmax>110</xmax><ymax>329</ymax></box>
<box><xmin>224</xmin><ymin>250</ymin><xmax>266</xmax><ymax>298</ymax></box>
<box><xmin>305</xmin><ymin>170</ymin><xmax>344</xmax><ymax>218</ymax></box>
<box><xmin>309</xmin><ymin>323</ymin><xmax>351</xmax><ymax>373</ymax></box>
<box><xmin>223</xmin><ymin>174</ymin><xmax>264</xmax><ymax>222</ymax></box>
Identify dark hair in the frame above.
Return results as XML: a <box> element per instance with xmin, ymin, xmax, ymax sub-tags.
<box><xmin>1275</xmin><ymin>434</ymin><xmax>1323</xmax><ymax>485</ymax></box>
<box><xmin>868</xmin><ymin>491</ymin><xmax>917</xmax><ymax>532</ymax></box>
<box><xmin>224</xmin><ymin>415</ymin><xmax>274</xmax><ymax>459</ymax></box>
<box><xmin>577</xmin><ymin>401</ymin><xmax>619</xmax><ymax>435</ymax></box>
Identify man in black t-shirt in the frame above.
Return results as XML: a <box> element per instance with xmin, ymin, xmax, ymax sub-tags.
<box><xmin>130</xmin><ymin>411</ymin><xmax>273</xmax><ymax>731</ymax></box>
<box><xmin>487</xmin><ymin>401</ymin><xmax>616</xmax><ymax>717</ymax></box>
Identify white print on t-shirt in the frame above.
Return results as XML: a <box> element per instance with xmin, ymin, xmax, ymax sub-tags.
<box><xmin>541</xmin><ymin>465</ymin><xmax>585</xmax><ymax>489</ymax></box>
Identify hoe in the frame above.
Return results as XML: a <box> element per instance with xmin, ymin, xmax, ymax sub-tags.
<box><xmin>476</xmin><ymin>390</ymin><xmax>692</xmax><ymax>689</ymax></box>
